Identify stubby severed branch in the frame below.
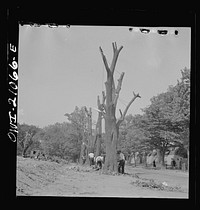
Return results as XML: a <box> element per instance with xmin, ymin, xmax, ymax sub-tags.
<box><xmin>102</xmin><ymin>91</ymin><xmax>106</xmax><ymax>104</ymax></box>
<box><xmin>101</xmin><ymin>91</ymin><xmax>106</xmax><ymax>113</ymax></box>
<box><xmin>119</xmin><ymin>109</ymin><xmax>123</xmax><ymax>117</ymax></box>
<box><xmin>96</xmin><ymin>94</ymin><xmax>106</xmax><ymax>118</ymax></box>
<box><xmin>113</xmin><ymin>72</ymin><xmax>125</xmax><ymax>107</ymax></box>
<box><xmin>99</xmin><ymin>47</ymin><xmax>110</xmax><ymax>75</ymax></box>
<box><xmin>99</xmin><ymin>42</ymin><xmax>123</xmax><ymax>75</ymax></box>
<box><xmin>117</xmin><ymin>91</ymin><xmax>141</xmax><ymax>126</ymax></box>
<box><xmin>110</xmin><ymin>42</ymin><xmax>123</xmax><ymax>73</ymax></box>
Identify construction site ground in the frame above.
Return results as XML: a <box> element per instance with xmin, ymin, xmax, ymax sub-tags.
<box><xmin>16</xmin><ymin>156</ymin><xmax>189</xmax><ymax>198</ymax></box>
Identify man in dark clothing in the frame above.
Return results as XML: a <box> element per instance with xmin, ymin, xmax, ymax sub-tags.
<box><xmin>153</xmin><ymin>160</ymin><xmax>156</xmax><ymax>168</ymax></box>
<box><xmin>117</xmin><ymin>150</ymin><xmax>125</xmax><ymax>174</ymax></box>
<box><xmin>171</xmin><ymin>158</ymin><xmax>176</xmax><ymax>169</ymax></box>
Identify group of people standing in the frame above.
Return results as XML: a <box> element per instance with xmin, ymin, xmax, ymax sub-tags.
<box><xmin>83</xmin><ymin>150</ymin><xmax>125</xmax><ymax>174</ymax></box>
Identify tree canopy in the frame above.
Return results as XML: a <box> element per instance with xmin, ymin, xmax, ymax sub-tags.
<box><xmin>118</xmin><ymin>68</ymin><xmax>190</xmax><ymax>165</ymax></box>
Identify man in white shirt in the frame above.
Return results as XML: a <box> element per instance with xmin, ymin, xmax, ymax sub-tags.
<box><xmin>117</xmin><ymin>150</ymin><xmax>125</xmax><ymax>174</ymax></box>
<box><xmin>88</xmin><ymin>152</ymin><xmax>95</xmax><ymax>166</ymax></box>
<box><xmin>95</xmin><ymin>155</ymin><xmax>104</xmax><ymax>169</ymax></box>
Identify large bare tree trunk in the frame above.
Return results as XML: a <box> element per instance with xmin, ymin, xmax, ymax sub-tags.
<box><xmin>99</xmin><ymin>42</ymin><xmax>141</xmax><ymax>173</ymax></box>
<box><xmin>85</xmin><ymin>107</ymin><xmax>93</xmax><ymax>153</ymax></box>
<box><xmin>104</xmin><ymin>112</ymin><xmax>119</xmax><ymax>172</ymax></box>
<box><xmin>80</xmin><ymin>141</ymin><xmax>87</xmax><ymax>164</ymax></box>
<box><xmin>94</xmin><ymin>94</ymin><xmax>104</xmax><ymax>157</ymax></box>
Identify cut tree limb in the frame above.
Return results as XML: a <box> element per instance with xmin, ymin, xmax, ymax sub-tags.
<box><xmin>113</xmin><ymin>72</ymin><xmax>125</xmax><ymax>107</ymax></box>
<box><xmin>102</xmin><ymin>91</ymin><xmax>106</xmax><ymax>104</ymax></box>
<box><xmin>101</xmin><ymin>91</ymin><xmax>106</xmax><ymax>113</ymax></box>
<box><xmin>119</xmin><ymin>109</ymin><xmax>123</xmax><ymax>117</ymax></box>
<box><xmin>117</xmin><ymin>91</ymin><xmax>141</xmax><ymax>126</ymax></box>
<box><xmin>96</xmin><ymin>95</ymin><xmax>106</xmax><ymax>118</ymax></box>
<box><xmin>110</xmin><ymin>42</ymin><xmax>123</xmax><ymax>73</ymax></box>
<box><xmin>99</xmin><ymin>46</ymin><xmax>110</xmax><ymax>75</ymax></box>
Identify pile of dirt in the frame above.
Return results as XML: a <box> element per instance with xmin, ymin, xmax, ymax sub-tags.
<box><xmin>16</xmin><ymin>156</ymin><xmax>64</xmax><ymax>195</ymax></box>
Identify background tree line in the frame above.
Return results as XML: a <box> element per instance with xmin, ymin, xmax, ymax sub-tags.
<box><xmin>17</xmin><ymin>106</ymin><xmax>106</xmax><ymax>162</ymax></box>
<box><xmin>17</xmin><ymin>68</ymin><xmax>190</xmax><ymax>166</ymax></box>
<box><xmin>118</xmin><ymin>67</ymin><xmax>190</xmax><ymax>166</ymax></box>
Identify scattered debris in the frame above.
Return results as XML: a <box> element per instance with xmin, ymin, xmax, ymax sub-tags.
<box><xmin>16</xmin><ymin>156</ymin><xmax>188</xmax><ymax>197</ymax></box>
<box><xmin>131</xmin><ymin>179</ymin><xmax>184</xmax><ymax>192</ymax></box>
<box><xmin>66</xmin><ymin>165</ymin><xmax>93</xmax><ymax>173</ymax></box>
<box><xmin>162</xmin><ymin>182</ymin><xmax>168</xmax><ymax>187</ymax></box>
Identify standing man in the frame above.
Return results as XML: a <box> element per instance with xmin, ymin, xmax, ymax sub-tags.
<box><xmin>88</xmin><ymin>152</ymin><xmax>95</xmax><ymax>166</ymax></box>
<box><xmin>117</xmin><ymin>150</ymin><xmax>125</xmax><ymax>174</ymax></box>
<box><xmin>153</xmin><ymin>159</ymin><xmax>156</xmax><ymax>168</ymax></box>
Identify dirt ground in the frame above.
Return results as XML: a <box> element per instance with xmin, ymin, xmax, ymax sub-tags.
<box><xmin>16</xmin><ymin>156</ymin><xmax>189</xmax><ymax>198</ymax></box>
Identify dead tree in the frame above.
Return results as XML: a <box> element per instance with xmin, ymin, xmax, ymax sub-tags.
<box><xmin>84</xmin><ymin>107</ymin><xmax>93</xmax><ymax>153</ymax></box>
<box><xmin>93</xmin><ymin>91</ymin><xmax>106</xmax><ymax>157</ymax></box>
<box><xmin>79</xmin><ymin>107</ymin><xmax>93</xmax><ymax>164</ymax></box>
<box><xmin>80</xmin><ymin>141</ymin><xmax>87</xmax><ymax>164</ymax></box>
<box><xmin>99</xmin><ymin>42</ymin><xmax>141</xmax><ymax>173</ymax></box>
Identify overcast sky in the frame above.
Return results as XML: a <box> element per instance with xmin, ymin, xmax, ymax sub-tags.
<box><xmin>18</xmin><ymin>25</ymin><xmax>191</xmax><ymax>128</ymax></box>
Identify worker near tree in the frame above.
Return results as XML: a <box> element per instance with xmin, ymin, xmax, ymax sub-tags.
<box><xmin>117</xmin><ymin>150</ymin><xmax>125</xmax><ymax>174</ymax></box>
<box><xmin>95</xmin><ymin>155</ymin><xmax>104</xmax><ymax>170</ymax></box>
<box><xmin>88</xmin><ymin>152</ymin><xmax>95</xmax><ymax>166</ymax></box>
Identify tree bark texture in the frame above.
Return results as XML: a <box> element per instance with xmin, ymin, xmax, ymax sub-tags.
<box><xmin>80</xmin><ymin>142</ymin><xmax>87</xmax><ymax>164</ymax></box>
<box><xmin>94</xmin><ymin>95</ymin><xmax>103</xmax><ymax>157</ymax></box>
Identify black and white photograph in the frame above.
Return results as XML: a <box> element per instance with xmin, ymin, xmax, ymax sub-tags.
<box><xmin>11</xmin><ymin>9</ymin><xmax>194</xmax><ymax>198</ymax></box>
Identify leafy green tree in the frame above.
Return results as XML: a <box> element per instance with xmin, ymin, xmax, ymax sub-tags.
<box><xmin>169</xmin><ymin>68</ymin><xmax>190</xmax><ymax>153</ymax></box>
<box><xmin>64</xmin><ymin>106</ymin><xmax>91</xmax><ymax>163</ymax></box>
<box><xmin>119</xmin><ymin>114</ymin><xmax>150</xmax><ymax>165</ymax></box>
<box><xmin>41</xmin><ymin>122</ymin><xmax>82</xmax><ymax>162</ymax></box>
<box><xmin>140</xmin><ymin>68</ymin><xmax>190</xmax><ymax>166</ymax></box>
<box><xmin>17</xmin><ymin>123</ymin><xmax>40</xmax><ymax>156</ymax></box>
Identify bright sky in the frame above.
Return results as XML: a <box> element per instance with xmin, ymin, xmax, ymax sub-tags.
<box><xmin>18</xmin><ymin>25</ymin><xmax>191</xmax><ymax>128</ymax></box>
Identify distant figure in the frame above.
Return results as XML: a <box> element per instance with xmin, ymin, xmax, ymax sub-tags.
<box><xmin>117</xmin><ymin>150</ymin><xmax>125</xmax><ymax>174</ymax></box>
<box><xmin>179</xmin><ymin>158</ymin><xmax>182</xmax><ymax>170</ymax></box>
<box><xmin>88</xmin><ymin>152</ymin><xmax>95</xmax><ymax>166</ymax></box>
<box><xmin>171</xmin><ymin>158</ymin><xmax>176</xmax><ymax>169</ymax></box>
<box><xmin>95</xmin><ymin>156</ymin><xmax>104</xmax><ymax>170</ymax></box>
<box><xmin>153</xmin><ymin>160</ymin><xmax>156</xmax><ymax>168</ymax></box>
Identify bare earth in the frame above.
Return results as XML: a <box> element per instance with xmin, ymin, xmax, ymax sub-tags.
<box><xmin>16</xmin><ymin>156</ymin><xmax>189</xmax><ymax>198</ymax></box>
